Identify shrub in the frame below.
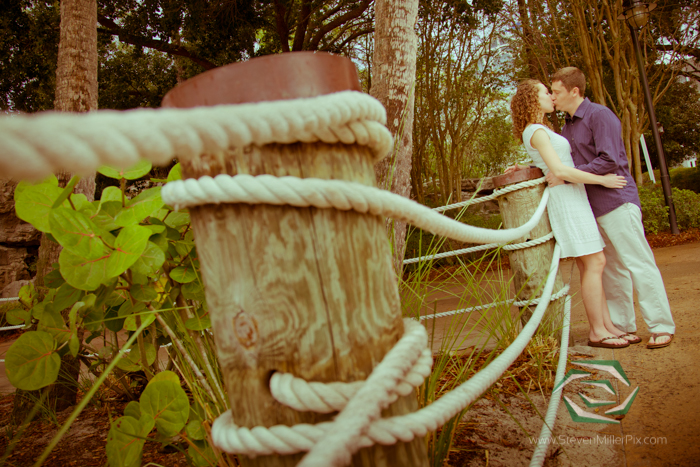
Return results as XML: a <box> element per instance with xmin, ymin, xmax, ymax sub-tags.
<box><xmin>643</xmin><ymin>167</ymin><xmax>700</xmax><ymax>193</ymax></box>
<box><xmin>671</xmin><ymin>167</ymin><xmax>700</xmax><ymax>194</ymax></box>
<box><xmin>639</xmin><ymin>185</ymin><xmax>669</xmax><ymax>234</ymax></box>
<box><xmin>638</xmin><ymin>184</ymin><xmax>700</xmax><ymax>234</ymax></box>
<box><xmin>673</xmin><ymin>187</ymin><xmax>700</xmax><ymax>230</ymax></box>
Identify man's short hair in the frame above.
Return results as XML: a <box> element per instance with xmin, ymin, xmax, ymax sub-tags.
<box><xmin>552</xmin><ymin>67</ymin><xmax>586</xmax><ymax>95</ymax></box>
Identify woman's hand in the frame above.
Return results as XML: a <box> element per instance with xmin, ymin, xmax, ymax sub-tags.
<box><xmin>504</xmin><ymin>163</ymin><xmax>527</xmax><ymax>174</ymax></box>
<box><xmin>602</xmin><ymin>173</ymin><xmax>627</xmax><ymax>189</ymax></box>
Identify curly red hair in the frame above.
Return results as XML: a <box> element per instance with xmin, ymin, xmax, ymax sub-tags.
<box><xmin>510</xmin><ymin>79</ymin><xmax>552</xmax><ymax>143</ymax></box>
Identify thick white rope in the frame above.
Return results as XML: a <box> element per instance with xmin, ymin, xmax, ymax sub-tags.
<box><xmin>434</xmin><ymin>177</ymin><xmax>546</xmax><ymax>213</ymax></box>
<box><xmin>0</xmin><ymin>91</ymin><xmax>392</xmax><ymax>180</ymax></box>
<box><xmin>419</xmin><ymin>283</ymin><xmax>569</xmax><ymax>322</ymax></box>
<box><xmin>529</xmin><ymin>295</ymin><xmax>571</xmax><ymax>467</ymax></box>
<box><xmin>211</xmin><ymin>245</ymin><xmax>562</xmax><ymax>463</ymax></box>
<box><xmin>162</xmin><ymin>174</ymin><xmax>551</xmax><ymax>246</ymax></box>
<box><xmin>403</xmin><ymin>231</ymin><xmax>555</xmax><ymax>265</ymax></box>
<box><xmin>270</xmin><ymin>348</ymin><xmax>433</xmax><ymax>414</ymax></box>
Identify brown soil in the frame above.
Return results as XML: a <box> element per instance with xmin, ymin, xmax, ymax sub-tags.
<box><xmin>0</xmin><ymin>235</ymin><xmax>698</xmax><ymax>467</ymax></box>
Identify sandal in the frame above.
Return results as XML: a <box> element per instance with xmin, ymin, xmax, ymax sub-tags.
<box><xmin>587</xmin><ymin>336</ymin><xmax>630</xmax><ymax>349</ymax></box>
<box><xmin>617</xmin><ymin>333</ymin><xmax>642</xmax><ymax>345</ymax></box>
<box><xmin>647</xmin><ymin>332</ymin><xmax>674</xmax><ymax>349</ymax></box>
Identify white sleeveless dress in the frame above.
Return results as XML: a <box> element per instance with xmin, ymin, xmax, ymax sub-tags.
<box><xmin>522</xmin><ymin>124</ymin><xmax>605</xmax><ymax>258</ymax></box>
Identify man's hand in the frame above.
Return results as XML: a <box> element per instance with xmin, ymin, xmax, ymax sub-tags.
<box><xmin>601</xmin><ymin>173</ymin><xmax>627</xmax><ymax>189</ymax></box>
<box><xmin>504</xmin><ymin>163</ymin><xmax>527</xmax><ymax>174</ymax></box>
<box><xmin>546</xmin><ymin>172</ymin><xmax>565</xmax><ymax>187</ymax></box>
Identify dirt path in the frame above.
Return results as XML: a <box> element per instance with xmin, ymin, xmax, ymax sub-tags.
<box><xmin>450</xmin><ymin>241</ymin><xmax>700</xmax><ymax>466</ymax></box>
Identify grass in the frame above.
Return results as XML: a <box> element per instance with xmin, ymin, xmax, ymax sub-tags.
<box><xmin>401</xmin><ymin>225</ymin><xmax>563</xmax><ymax>466</ymax></box>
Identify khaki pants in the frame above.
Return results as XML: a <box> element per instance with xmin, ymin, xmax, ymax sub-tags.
<box><xmin>596</xmin><ymin>203</ymin><xmax>675</xmax><ymax>334</ymax></box>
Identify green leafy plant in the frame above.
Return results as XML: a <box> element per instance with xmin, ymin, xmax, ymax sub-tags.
<box><xmin>639</xmin><ymin>184</ymin><xmax>700</xmax><ymax>234</ymax></box>
<box><xmin>6</xmin><ymin>162</ymin><xmax>228</xmax><ymax>466</ymax></box>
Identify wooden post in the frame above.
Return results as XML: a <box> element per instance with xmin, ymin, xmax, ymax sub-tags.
<box><xmin>491</xmin><ymin>168</ymin><xmax>567</xmax><ymax>341</ymax></box>
<box><xmin>163</xmin><ymin>52</ymin><xmax>429</xmax><ymax>467</ymax></box>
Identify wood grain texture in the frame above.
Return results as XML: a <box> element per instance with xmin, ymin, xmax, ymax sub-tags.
<box><xmin>182</xmin><ymin>142</ymin><xmax>428</xmax><ymax>466</ymax></box>
<box><xmin>498</xmin><ymin>184</ymin><xmax>566</xmax><ymax>339</ymax></box>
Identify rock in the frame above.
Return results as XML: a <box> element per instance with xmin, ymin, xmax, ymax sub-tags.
<box><xmin>1</xmin><ymin>279</ymin><xmax>32</xmax><ymax>299</ymax></box>
<box><xmin>0</xmin><ymin>213</ymin><xmax>42</xmax><ymax>246</ymax></box>
<box><xmin>0</xmin><ymin>179</ymin><xmax>41</xmax><ymax>246</ymax></box>
<box><xmin>0</xmin><ymin>178</ymin><xmax>18</xmax><ymax>214</ymax></box>
<box><xmin>0</xmin><ymin>246</ymin><xmax>33</xmax><ymax>291</ymax></box>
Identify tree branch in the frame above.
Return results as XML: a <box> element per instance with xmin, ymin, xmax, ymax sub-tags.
<box><xmin>97</xmin><ymin>16</ymin><xmax>217</xmax><ymax>70</ymax></box>
<box><xmin>309</xmin><ymin>0</ymin><xmax>372</xmax><ymax>51</ymax></box>
<box><xmin>273</xmin><ymin>0</ymin><xmax>291</xmax><ymax>53</ymax></box>
<box><xmin>292</xmin><ymin>0</ymin><xmax>312</xmax><ymax>51</ymax></box>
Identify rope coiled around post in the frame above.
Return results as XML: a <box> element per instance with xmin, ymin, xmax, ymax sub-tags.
<box><xmin>162</xmin><ymin>174</ymin><xmax>551</xmax><ymax>247</ymax></box>
<box><xmin>403</xmin><ymin>231</ymin><xmax>554</xmax><ymax>265</ymax></box>
<box><xmin>434</xmin><ymin>177</ymin><xmax>546</xmax><ymax>213</ymax></box>
<box><xmin>0</xmin><ymin>91</ymin><xmax>392</xmax><ymax>180</ymax></box>
<box><xmin>211</xmin><ymin>246</ymin><xmax>564</xmax><ymax>465</ymax></box>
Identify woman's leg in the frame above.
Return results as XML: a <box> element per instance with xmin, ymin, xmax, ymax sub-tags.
<box><xmin>577</xmin><ymin>252</ymin><xmax>627</xmax><ymax>345</ymax></box>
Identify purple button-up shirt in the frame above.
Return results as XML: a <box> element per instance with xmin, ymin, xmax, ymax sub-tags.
<box><xmin>562</xmin><ymin>98</ymin><xmax>640</xmax><ymax>218</ymax></box>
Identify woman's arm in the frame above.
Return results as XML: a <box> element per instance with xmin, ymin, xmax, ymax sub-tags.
<box><xmin>530</xmin><ymin>129</ymin><xmax>626</xmax><ymax>188</ymax></box>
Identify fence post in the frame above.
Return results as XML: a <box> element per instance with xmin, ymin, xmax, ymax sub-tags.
<box><xmin>162</xmin><ymin>52</ymin><xmax>429</xmax><ymax>467</ymax></box>
<box><xmin>492</xmin><ymin>168</ymin><xmax>567</xmax><ymax>342</ymax></box>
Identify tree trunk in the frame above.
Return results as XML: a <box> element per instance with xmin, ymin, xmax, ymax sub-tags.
<box><xmin>13</xmin><ymin>0</ymin><xmax>98</xmax><ymax>422</ymax></box>
<box><xmin>371</xmin><ymin>0</ymin><xmax>419</xmax><ymax>275</ymax></box>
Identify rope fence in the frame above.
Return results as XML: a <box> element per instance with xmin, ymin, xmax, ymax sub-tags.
<box><xmin>0</xmin><ymin>90</ymin><xmax>570</xmax><ymax>467</ymax></box>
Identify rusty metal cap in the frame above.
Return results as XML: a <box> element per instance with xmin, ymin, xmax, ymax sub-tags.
<box><xmin>491</xmin><ymin>167</ymin><xmax>545</xmax><ymax>189</ymax></box>
<box><xmin>162</xmin><ymin>51</ymin><xmax>362</xmax><ymax>108</ymax></box>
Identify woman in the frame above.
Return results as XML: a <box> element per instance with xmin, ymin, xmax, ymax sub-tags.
<box><xmin>507</xmin><ymin>79</ymin><xmax>638</xmax><ymax>348</ymax></box>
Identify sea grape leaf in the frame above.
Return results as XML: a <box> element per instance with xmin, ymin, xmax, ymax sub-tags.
<box><xmin>44</xmin><ymin>268</ymin><xmax>65</xmax><ymax>289</ymax></box>
<box><xmin>59</xmin><ymin>247</ymin><xmax>111</xmax><ymax>291</ymax></box>
<box><xmin>166</xmin><ymin>163</ymin><xmax>182</xmax><ymax>182</ymax></box>
<box><xmin>98</xmin><ymin>160</ymin><xmax>152</xmax><ymax>180</ymax></box>
<box><xmin>123</xmin><ymin>311</ymin><xmax>156</xmax><ymax>331</ymax></box>
<box><xmin>140</xmin><ymin>371</ymin><xmax>190</xmax><ymax>437</ymax></box>
<box><xmin>53</xmin><ymin>282</ymin><xmax>84</xmax><ymax>312</ymax></box>
<box><xmin>49</xmin><ymin>208</ymin><xmax>104</xmax><ymax>257</ymax></box>
<box><xmin>169</xmin><ymin>266</ymin><xmax>197</xmax><ymax>284</ymax></box>
<box><xmin>181</xmin><ymin>281</ymin><xmax>206</xmax><ymax>302</ymax></box>
<box><xmin>115</xmin><ymin>342</ymin><xmax>157</xmax><ymax>372</ymax></box>
<box><xmin>106</xmin><ymin>225</ymin><xmax>151</xmax><ymax>277</ymax></box>
<box><xmin>129</xmin><ymin>241</ymin><xmax>166</xmax><ymax>277</ymax></box>
<box><xmin>18</xmin><ymin>283</ymin><xmax>37</xmax><ymax>308</ymax></box>
<box><xmin>5</xmin><ymin>331</ymin><xmax>60</xmax><ymax>390</ymax></box>
<box><xmin>124</xmin><ymin>401</ymin><xmax>141</xmax><ymax>420</ymax></box>
<box><xmin>114</xmin><ymin>188</ymin><xmax>163</xmax><ymax>227</ymax></box>
<box><xmin>130</xmin><ymin>283</ymin><xmax>158</xmax><ymax>303</ymax></box>
<box><xmin>106</xmin><ymin>415</ymin><xmax>154</xmax><ymax>467</ymax></box>
<box><xmin>14</xmin><ymin>182</ymin><xmax>65</xmax><ymax>232</ymax></box>
<box><xmin>5</xmin><ymin>308</ymin><xmax>30</xmax><ymax>326</ymax></box>
<box><xmin>37</xmin><ymin>306</ymin><xmax>71</xmax><ymax>344</ymax></box>
<box><xmin>184</xmin><ymin>317</ymin><xmax>211</xmax><ymax>331</ymax></box>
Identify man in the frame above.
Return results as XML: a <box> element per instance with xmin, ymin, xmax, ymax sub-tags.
<box><xmin>548</xmin><ymin>66</ymin><xmax>675</xmax><ymax>349</ymax></box>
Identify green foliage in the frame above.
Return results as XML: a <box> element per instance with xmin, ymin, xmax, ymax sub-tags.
<box><xmin>639</xmin><ymin>184</ymin><xmax>700</xmax><ymax>234</ymax></box>
<box><xmin>8</xmin><ymin>164</ymin><xmax>225</xmax><ymax>465</ymax></box>
<box><xmin>5</xmin><ymin>331</ymin><xmax>61</xmax><ymax>390</ymax></box>
<box><xmin>673</xmin><ymin>187</ymin><xmax>700</xmax><ymax>231</ymax></box>
<box><xmin>671</xmin><ymin>167</ymin><xmax>700</xmax><ymax>194</ymax></box>
<box><xmin>0</xmin><ymin>1</ymin><xmax>60</xmax><ymax>112</ymax></box>
<box><xmin>642</xmin><ymin>81</ymin><xmax>700</xmax><ymax>168</ymax></box>
<box><xmin>638</xmin><ymin>184</ymin><xmax>670</xmax><ymax>235</ymax></box>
